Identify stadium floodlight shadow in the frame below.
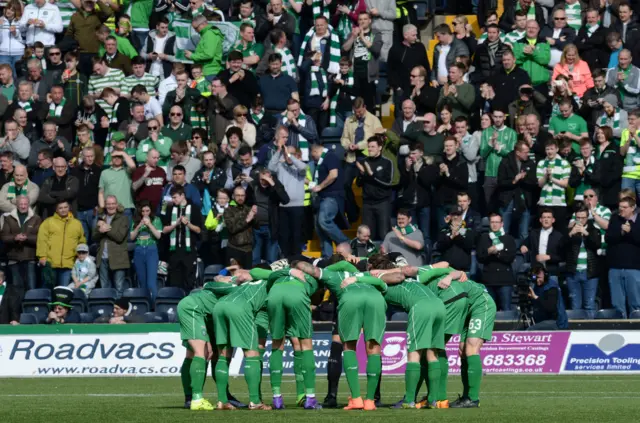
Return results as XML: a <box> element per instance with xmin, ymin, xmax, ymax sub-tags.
<box><xmin>566</xmin><ymin>309</ymin><xmax>589</xmax><ymax>320</ymax></box>
<box><xmin>71</xmin><ymin>289</ymin><xmax>88</xmax><ymax>312</ymax></box>
<box><xmin>88</xmin><ymin>288</ymin><xmax>118</xmax><ymax>318</ymax></box>
<box><xmin>122</xmin><ymin>288</ymin><xmax>151</xmax><ymax>315</ymax></box>
<box><xmin>595</xmin><ymin>308</ymin><xmax>624</xmax><ymax>319</ymax></box>
<box><xmin>19</xmin><ymin>313</ymin><xmax>38</xmax><ymax>325</ymax></box>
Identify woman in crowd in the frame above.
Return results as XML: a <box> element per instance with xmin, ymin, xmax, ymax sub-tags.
<box><xmin>223</xmin><ymin>105</ymin><xmax>256</xmax><ymax>147</ymax></box>
<box><xmin>129</xmin><ymin>200</ymin><xmax>163</xmax><ymax>302</ymax></box>
<box><xmin>552</xmin><ymin>44</ymin><xmax>594</xmax><ymax>99</ymax></box>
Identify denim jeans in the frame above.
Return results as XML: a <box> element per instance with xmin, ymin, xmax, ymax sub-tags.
<box><xmin>315</xmin><ymin>197</ymin><xmax>349</xmax><ymax>258</ymax></box>
<box><xmin>608</xmin><ymin>268</ymin><xmax>640</xmax><ymax>318</ymax></box>
<box><xmin>253</xmin><ymin>225</ymin><xmax>279</xmax><ymax>265</ymax></box>
<box><xmin>487</xmin><ymin>285</ymin><xmax>513</xmax><ymax>311</ymax></box>
<box><xmin>10</xmin><ymin>261</ymin><xmax>37</xmax><ymax>290</ymax></box>
<box><xmin>409</xmin><ymin>206</ymin><xmax>431</xmax><ymax>257</ymax></box>
<box><xmin>99</xmin><ymin>258</ymin><xmax>126</xmax><ymax>298</ymax></box>
<box><xmin>621</xmin><ymin>177</ymin><xmax>640</xmax><ymax>201</ymax></box>
<box><xmin>501</xmin><ymin>200</ymin><xmax>531</xmax><ymax>243</ymax></box>
<box><xmin>133</xmin><ymin>30</ymin><xmax>149</xmax><ymax>49</ymax></box>
<box><xmin>133</xmin><ymin>244</ymin><xmax>159</xmax><ymax>302</ymax></box>
<box><xmin>76</xmin><ymin>209</ymin><xmax>97</xmax><ymax>246</ymax></box>
<box><xmin>0</xmin><ymin>54</ymin><xmax>20</xmax><ymax>80</ymax></box>
<box><xmin>55</xmin><ymin>269</ymin><xmax>72</xmax><ymax>287</ymax></box>
<box><xmin>566</xmin><ymin>271</ymin><xmax>598</xmax><ymax>319</ymax></box>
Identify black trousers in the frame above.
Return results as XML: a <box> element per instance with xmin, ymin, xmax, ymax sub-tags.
<box><xmin>306</xmin><ymin>107</ymin><xmax>328</xmax><ymax>135</ymax></box>
<box><xmin>362</xmin><ymin>201</ymin><xmax>391</xmax><ymax>241</ymax></box>
<box><xmin>343</xmin><ymin>162</ymin><xmax>360</xmax><ymax>223</ymax></box>
<box><xmin>168</xmin><ymin>249</ymin><xmax>197</xmax><ymax>292</ymax></box>
<box><xmin>226</xmin><ymin>245</ymin><xmax>253</xmax><ymax>269</ymax></box>
<box><xmin>278</xmin><ymin>206</ymin><xmax>305</xmax><ymax>258</ymax></box>
<box><xmin>354</xmin><ymin>74</ymin><xmax>376</xmax><ymax>112</ymax></box>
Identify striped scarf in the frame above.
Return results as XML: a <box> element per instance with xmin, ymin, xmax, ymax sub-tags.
<box><xmin>573</xmin><ymin>205</ymin><xmax>612</xmax><ymax>256</ymax></box>
<box><xmin>0</xmin><ymin>282</ymin><xmax>4</xmax><ymax>304</ymax></box>
<box><xmin>537</xmin><ymin>157</ymin><xmax>571</xmax><ymax>206</ymax></box>
<box><xmin>170</xmin><ymin>204</ymin><xmax>191</xmax><ymax>251</ymax></box>
<box><xmin>49</xmin><ymin>98</ymin><xmax>66</xmax><ymax>117</ymax></box>
<box><xmin>282</xmin><ymin>112</ymin><xmax>309</xmax><ymax>161</ymax></box>
<box><xmin>189</xmin><ymin>106</ymin><xmax>207</xmax><ymax>129</ymax></box>
<box><xmin>311</xmin><ymin>148</ymin><xmax>327</xmax><ymax>186</ymax></box>
<box><xmin>489</xmin><ymin>228</ymin><xmax>505</xmax><ymax>251</ymax></box>
<box><xmin>275</xmin><ymin>46</ymin><xmax>297</xmax><ymax>79</ymax></box>
<box><xmin>309</xmin><ymin>65</ymin><xmax>328</xmax><ymax>97</ymax></box>
<box><xmin>18</xmin><ymin>100</ymin><xmax>33</xmax><ymax>113</ymax></box>
<box><xmin>329</xmin><ymin>71</ymin><xmax>354</xmax><ymax>126</ymax></box>
<box><xmin>574</xmin><ymin>155</ymin><xmax>596</xmax><ymax>201</ymax></box>
<box><xmin>312</xmin><ymin>0</ymin><xmax>330</xmax><ymax>20</ymax></box>
<box><xmin>250</xmin><ymin>109</ymin><xmax>264</xmax><ymax>125</ymax></box>
<box><xmin>298</xmin><ymin>29</ymin><xmax>341</xmax><ymax>75</ymax></box>
<box><xmin>239</xmin><ymin>12</ymin><xmax>256</xmax><ymax>26</ymax></box>
<box><xmin>623</xmin><ymin>131</ymin><xmax>640</xmax><ymax>173</ymax></box>
<box><xmin>7</xmin><ymin>179</ymin><xmax>28</xmax><ymax>200</ymax></box>
<box><xmin>104</xmin><ymin>102</ymin><xmax>121</xmax><ymax>156</ymax></box>
<box><xmin>577</xmin><ymin>239</ymin><xmax>588</xmax><ymax>271</ymax></box>
<box><xmin>598</xmin><ymin>109</ymin><xmax>621</xmax><ymax>133</ymax></box>
<box><xmin>395</xmin><ymin>223</ymin><xmax>418</xmax><ymax>235</ymax></box>
<box><xmin>336</xmin><ymin>5</ymin><xmax>354</xmax><ymax>41</ymax></box>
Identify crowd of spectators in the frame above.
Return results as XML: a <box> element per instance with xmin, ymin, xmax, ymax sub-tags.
<box><xmin>1</xmin><ymin>0</ymin><xmax>640</xmax><ymax>325</ymax></box>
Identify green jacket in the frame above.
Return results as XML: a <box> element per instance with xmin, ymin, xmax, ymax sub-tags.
<box><xmin>191</xmin><ymin>25</ymin><xmax>224</xmax><ymax>76</ymax></box>
<box><xmin>436</xmin><ymin>82</ymin><xmax>476</xmax><ymax>120</ymax></box>
<box><xmin>512</xmin><ymin>39</ymin><xmax>550</xmax><ymax>86</ymax></box>
<box><xmin>93</xmin><ymin>211</ymin><xmax>131</xmax><ymax>270</ymax></box>
<box><xmin>98</xmin><ymin>31</ymin><xmax>139</xmax><ymax>59</ymax></box>
<box><xmin>383</xmin><ymin>129</ymin><xmax>401</xmax><ymax>185</ymax></box>
<box><xmin>479</xmin><ymin>126</ymin><xmax>518</xmax><ymax>177</ymax></box>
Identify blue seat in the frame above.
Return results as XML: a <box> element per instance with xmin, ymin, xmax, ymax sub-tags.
<box><xmin>155</xmin><ymin>287</ymin><xmax>185</xmax><ymax>316</ymax></box>
<box><xmin>122</xmin><ymin>288</ymin><xmax>151</xmax><ymax>315</ymax></box>
<box><xmin>19</xmin><ymin>313</ymin><xmax>39</xmax><ymax>324</ymax></box>
<box><xmin>23</xmin><ymin>288</ymin><xmax>52</xmax><ymax>303</ymax></box>
<box><xmin>71</xmin><ymin>289</ymin><xmax>88</xmax><ymax>312</ymax></box>
<box><xmin>390</xmin><ymin>312</ymin><xmax>409</xmax><ymax>321</ymax></box>
<box><xmin>80</xmin><ymin>312</ymin><xmax>96</xmax><ymax>323</ymax></box>
<box><xmin>566</xmin><ymin>309</ymin><xmax>589</xmax><ymax>320</ymax></box>
<box><xmin>88</xmin><ymin>288</ymin><xmax>117</xmax><ymax>318</ymax></box>
<box><xmin>496</xmin><ymin>310</ymin><xmax>519</xmax><ymax>321</ymax></box>
<box><xmin>143</xmin><ymin>312</ymin><xmax>169</xmax><ymax>323</ymax></box>
<box><xmin>413</xmin><ymin>1</ymin><xmax>430</xmax><ymax>21</ymax></box>
<box><xmin>630</xmin><ymin>310</ymin><xmax>640</xmax><ymax>319</ymax></box>
<box><xmin>156</xmin><ymin>287</ymin><xmax>186</xmax><ymax>300</ymax></box>
<box><xmin>595</xmin><ymin>308</ymin><xmax>624</xmax><ymax>319</ymax></box>
<box><xmin>204</xmin><ymin>265</ymin><xmax>224</xmax><ymax>279</ymax></box>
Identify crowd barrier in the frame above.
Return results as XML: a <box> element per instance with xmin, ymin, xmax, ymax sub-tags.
<box><xmin>0</xmin><ymin>325</ymin><xmax>638</xmax><ymax>377</ymax></box>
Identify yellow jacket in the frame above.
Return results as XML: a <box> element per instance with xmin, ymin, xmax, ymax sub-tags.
<box><xmin>36</xmin><ymin>213</ymin><xmax>86</xmax><ymax>269</ymax></box>
<box><xmin>340</xmin><ymin>111</ymin><xmax>382</xmax><ymax>163</ymax></box>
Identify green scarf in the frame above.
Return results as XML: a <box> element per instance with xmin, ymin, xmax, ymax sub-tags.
<box><xmin>250</xmin><ymin>109</ymin><xmax>264</xmax><ymax>125</ymax></box>
<box><xmin>49</xmin><ymin>98</ymin><xmax>66</xmax><ymax>117</ymax></box>
<box><xmin>275</xmin><ymin>46</ymin><xmax>297</xmax><ymax>79</ymax></box>
<box><xmin>18</xmin><ymin>100</ymin><xmax>33</xmax><ymax>113</ymax></box>
<box><xmin>312</xmin><ymin>0</ymin><xmax>330</xmax><ymax>21</ymax></box>
<box><xmin>396</xmin><ymin>223</ymin><xmax>418</xmax><ymax>235</ymax></box>
<box><xmin>7</xmin><ymin>179</ymin><xmax>28</xmax><ymax>200</ymax></box>
<box><xmin>0</xmin><ymin>282</ymin><xmax>5</xmax><ymax>304</ymax></box>
<box><xmin>489</xmin><ymin>228</ymin><xmax>505</xmax><ymax>251</ymax></box>
<box><xmin>309</xmin><ymin>65</ymin><xmax>328</xmax><ymax>97</ymax></box>
<box><xmin>329</xmin><ymin>71</ymin><xmax>354</xmax><ymax>126</ymax></box>
<box><xmin>298</xmin><ymin>29</ymin><xmax>341</xmax><ymax>75</ymax></box>
<box><xmin>105</xmin><ymin>101</ymin><xmax>121</xmax><ymax>156</ymax></box>
<box><xmin>574</xmin><ymin>155</ymin><xmax>596</xmax><ymax>200</ymax></box>
<box><xmin>336</xmin><ymin>5</ymin><xmax>354</xmax><ymax>41</ymax></box>
<box><xmin>598</xmin><ymin>108</ymin><xmax>621</xmax><ymax>135</ymax></box>
<box><xmin>239</xmin><ymin>11</ymin><xmax>255</xmax><ymax>26</ymax></box>
<box><xmin>311</xmin><ymin>148</ymin><xmax>327</xmax><ymax>186</ymax></box>
<box><xmin>170</xmin><ymin>204</ymin><xmax>191</xmax><ymax>252</ymax></box>
<box><xmin>189</xmin><ymin>106</ymin><xmax>207</xmax><ymax>129</ymax></box>
<box><xmin>282</xmin><ymin>112</ymin><xmax>309</xmax><ymax>161</ymax></box>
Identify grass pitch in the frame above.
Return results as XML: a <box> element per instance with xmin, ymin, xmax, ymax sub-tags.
<box><xmin>2</xmin><ymin>375</ymin><xmax>640</xmax><ymax>422</ymax></box>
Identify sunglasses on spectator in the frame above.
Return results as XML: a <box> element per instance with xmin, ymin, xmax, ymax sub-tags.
<box><xmin>554</xmin><ymin>17</ymin><xmax>566</xmax><ymax>20</ymax></box>
<box><xmin>584</xmin><ymin>194</ymin><xmax>595</xmax><ymax>198</ymax></box>
<box><xmin>192</xmin><ymin>135</ymin><xmax>202</xmax><ymax>139</ymax></box>
<box><xmin>148</xmin><ymin>126</ymin><xmax>159</xmax><ymax>130</ymax></box>
<box><xmin>170</xmin><ymin>113</ymin><xmax>182</xmax><ymax>116</ymax></box>
<box><xmin>49</xmin><ymin>52</ymin><xmax>61</xmax><ymax>56</ymax></box>
<box><xmin>236</xmin><ymin>113</ymin><xmax>248</xmax><ymax>117</ymax></box>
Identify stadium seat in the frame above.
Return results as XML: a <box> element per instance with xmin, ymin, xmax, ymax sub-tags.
<box><xmin>143</xmin><ymin>312</ymin><xmax>169</xmax><ymax>323</ymax></box>
<box><xmin>390</xmin><ymin>312</ymin><xmax>409</xmax><ymax>321</ymax></box>
<box><xmin>22</xmin><ymin>288</ymin><xmax>52</xmax><ymax>323</ymax></box>
<box><xmin>630</xmin><ymin>310</ymin><xmax>640</xmax><ymax>319</ymax></box>
<box><xmin>203</xmin><ymin>265</ymin><xmax>224</xmax><ymax>281</ymax></box>
<box><xmin>80</xmin><ymin>312</ymin><xmax>96</xmax><ymax>323</ymax></box>
<box><xmin>88</xmin><ymin>288</ymin><xmax>118</xmax><ymax>317</ymax></box>
<box><xmin>19</xmin><ymin>313</ymin><xmax>39</xmax><ymax>324</ymax></box>
<box><xmin>71</xmin><ymin>289</ymin><xmax>88</xmax><ymax>312</ymax></box>
<box><xmin>566</xmin><ymin>309</ymin><xmax>589</xmax><ymax>320</ymax></box>
<box><xmin>595</xmin><ymin>308</ymin><xmax>624</xmax><ymax>319</ymax></box>
<box><xmin>155</xmin><ymin>287</ymin><xmax>185</xmax><ymax>317</ymax></box>
<box><xmin>496</xmin><ymin>310</ymin><xmax>519</xmax><ymax>320</ymax></box>
<box><xmin>122</xmin><ymin>288</ymin><xmax>151</xmax><ymax>315</ymax></box>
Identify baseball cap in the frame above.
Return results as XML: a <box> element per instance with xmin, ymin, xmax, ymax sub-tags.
<box><xmin>76</xmin><ymin>243</ymin><xmax>89</xmax><ymax>253</ymax></box>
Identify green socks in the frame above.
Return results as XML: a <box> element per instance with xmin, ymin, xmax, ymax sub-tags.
<box><xmin>366</xmin><ymin>354</ymin><xmax>381</xmax><ymax>400</ymax></box>
<box><xmin>461</xmin><ymin>357</ymin><xmax>469</xmax><ymax>398</ymax></box>
<box><xmin>181</xmin><ymin>358</ymin><xmax>193</xmax><ymax>398</ymax></box>
<box><xmin>294</xmin><ymin>350</ymin><xmax>305</xmax><ymax>400</ymax></box>
<box><xmin>343</xmin><ymin>350</ymin><xmax>361</xmax><ymax>398</ymax></box>
<box><xmin>417</xmin><ymin>353</ymin><xmax>428</xmax><ymax>399</ymax></box>
<box><xmin>467</xmin><ymin>354</ymin><xmax>482</xmax><ymax>401</ymax></box>
<box><xmin>244</xmin><ymin>357</ymin><xmax>262</xmax><ymax>404</ymax></box>
<box><xmin>270</xmin><ymin>349</ymin><xmax>284</xmax><ymax>396</ymax></box>
<box><xmin>404</xmin><ymin>362</ymin><xmax>421</xmax><ymax>403</ymax></box>
<box><xmin>426</xmin><ymin>361</ymin><xmax>441</xmax><ymax>403</ymax></box>
<box><xmin>258</xmin><ymin>348</ymin><xmax>265</xmax><ymax>401</ymax></box>
<box><xmin>437</xmin><ymin>351</ymin><xmax>449</xmax><ymax>401</ymax></box>
<box><xmin>215</xmin><ymin>359</ymin><xmax>230</xmax><ymax>403</ymax></box>
<box><xmin>302</xmin><ymin>350</ymin><xmax>316</xmax><ymax>397</ymax></box>
<box><xmin>190</xmin><ymin>356</ymin><xmax>206</xmax><ymax>401</ymax></box>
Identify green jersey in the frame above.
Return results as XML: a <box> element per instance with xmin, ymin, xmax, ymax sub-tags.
<box><xmin>457</xmin><ymin>279</ymin><xmax>489</xmax><ymax>305</ymax></box>
<box><xmin>319</xmin><ymin>269</ymin><xmax>387</xmax><ymax>302</ymax></box>
<box><xmin>267</xmin><ymin>269</ymin><xmax>319</xmax><ymax>296</ymax></box>
<box><xmin>480</xmin><ymin>126</ymin><xmax>518</xmax><ymax>177</ymax></box>
<box><xmin>218</xmin><ymin>278</ymin><xmax>268</xmax><ymax>315</ymax></box>
<box><xmin>189</xmin><ymin>280</ymin><xmax>237</xmax><ymax>312</ymax></box>
<box><xmin>383</xmin><ymin>279</ymin><xmax>438</xmax><ymax>310</ymax></box>
<box><xmin>418</xmin><ymin>267</ymin><xmax>469</xmax><ymax>302</ymax></box>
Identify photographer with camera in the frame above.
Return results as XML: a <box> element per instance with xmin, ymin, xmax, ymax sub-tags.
<box><xmin>565</xmin><ymin>206</ymin><xmax>602</xmax><ymax>319</ymax></box>
<box><xmin>527</xmin><ymin>263</ymin><xmax>569</xmax><ymax>330</ymax></box>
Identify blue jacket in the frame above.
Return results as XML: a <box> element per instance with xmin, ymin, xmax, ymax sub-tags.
<box><xmin>534</xmin><ymin>277</ymin><xmax>568</xmax><ymax>329</ymax></box>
